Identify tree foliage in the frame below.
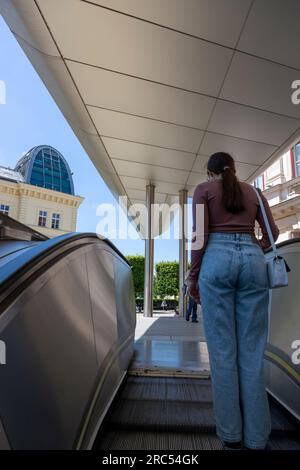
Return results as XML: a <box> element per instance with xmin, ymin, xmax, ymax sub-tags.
<box><xmin>154</xmin><ymin>261</ymin><xmax>179</xmax><ymax>299</ymax></box>
<box><xmin>126</xmin><ymin>255</ymin><xmax>145</xmax><ymax>298</ymax></box>
<box><xmin>126</xmin><ymin>256</ymin><xmax>181</xmax><ymax>301</ymax></box>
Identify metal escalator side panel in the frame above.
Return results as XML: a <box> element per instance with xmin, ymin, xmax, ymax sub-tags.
<box><xmin>265</xmin><ymin>240</ymin><xmax>300</xmax><ymax>421</ymax></box>
<box><xmin>0</xmin><ymin>244</ymin><xmax>99</xmax><ymax>449</ymax></box>
<box><xmin>0</xmin><ymin>418</ymin><xmax>10</xmax><ymax>450</ymax></box>
<box><xmin>113</xmin><ymin>254</ymin><xmax>137</xmax><ymax>350</ymax></box>
<box><xmin>75</xmin><ymin>249</ymin><xmax>136</xmax><ymax>449</ymax></box>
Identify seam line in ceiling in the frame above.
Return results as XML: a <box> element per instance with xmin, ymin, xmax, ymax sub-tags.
<box><xmin>80</xmin><ymin>0</ymin><xmax>300</xmax><ymax>73</ymax></box>
<box><xmin>69</xmin><ymin>59</ymin><xmax>300</xmax><ymax>122</ymax></box>
<box><xmin>100</xmin><ymin>135</ymin><xmax>263</xmax><ymax>167</ymax></box>
<box><xmin>184</xmin><ymin>0</ymin><xmax>256</xmax><ymax>189</ymax></box>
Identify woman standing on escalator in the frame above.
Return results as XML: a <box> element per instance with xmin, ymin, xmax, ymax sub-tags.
<box><xmin>186</xmin><ymin>152</ymin><xmax>279</xmax><ymax>450</ymax></box>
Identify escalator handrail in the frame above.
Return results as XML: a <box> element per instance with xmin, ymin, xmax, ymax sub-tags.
<box><xmin>0</xmin><ymin>232</ymin><xmax>129</xmax><ymax>289</ymax></box>
<box><xmin>3</xmin><ymin>231</ymin><xmax>298</xmax><ymax>290</ymax></box>
<box><xmin>264</xmin><ymin>236</ymin><xmax>300</xmax><ymax>253</ymax></box>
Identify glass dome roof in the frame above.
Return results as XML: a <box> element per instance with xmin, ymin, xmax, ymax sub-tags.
<box><xmin>15</xmin><ymin>145</ymin><xmax>74</xmax><ymax>195</ymax></box>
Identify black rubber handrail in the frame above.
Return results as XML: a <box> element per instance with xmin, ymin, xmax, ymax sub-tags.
<box><xmin>264</xmin><ymin>236</ymin><xmax>300</xmax><ymax>253</ymax></box>
<box><xmin>0</xmin><ymin>232</ymin><xmax>129</xmax><ymax>290</ymax></box>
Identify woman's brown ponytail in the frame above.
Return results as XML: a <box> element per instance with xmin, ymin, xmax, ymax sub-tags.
<box><xmin>207</xmin><ymin>152</ymin><xmax>245</xmax><ymax>214</ymax></box>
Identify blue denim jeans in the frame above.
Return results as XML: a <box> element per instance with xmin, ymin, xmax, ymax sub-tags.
<box><xmin>199</xmin><ymin>232</ymin><xmax>271</xmax><ymax>449</ymax></box>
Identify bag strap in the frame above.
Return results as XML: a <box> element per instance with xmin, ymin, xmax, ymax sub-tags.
<box><xmin>253</xmin><ymin>186</ymin><xmax>278</xmax><ymax>256</ymax></box>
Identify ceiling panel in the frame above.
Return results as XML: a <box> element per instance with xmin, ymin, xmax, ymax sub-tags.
<box><xmin>120</xmin><ymin>175</ymin><xmax>194</xmax><ymax>196</ymax></box>
<box><xmin>187</xmin><ymin>161</ymin><xmax>256</xmax><ymax>186</ymax></box>
<box><xmin>112</xmin><ymin>159</ymin><xmax>188</xmax><ymax>184</ymax></box>
<box><xmin>199</xmin><ymin>131</ymin><xmax>278</xmax><ymax>166</ymax></box>
<box><xmin>87</xmin><ymin>0</ymin><xmax>252</xmax><ymax>48</ymax></box>
<box><xmin>235</xmin><ymin>161</ymin><xmax>259</xmax><ymax>181</ymax></box>
<box><xmin>0</xmin><ymin>0</ymin><xmax>59</xmax><ymax>55</ymax></box>
<box><xmin>90</xmin><ymin>107</ymin><xmax>203</xmax><ymax>153</ymax></box>
<box><xmin>186</xmin><ymin>172</ymin><xmax>207</xmax><ymax>187</ymax></box>
<box><xmin>127</xmin><ymin>188</ymin><xmax>166</xmax><ymax>204</ymax></box>
<box><xmin>119</xmin><ymin>175</ymin><xmax>150</xmax><ymax>192</ymax></box>
<box><xmin>192</xmin><ymin>155</ymin><xmax>210</xmax><ymax>173</ymax></box>
<box><xmin>67</xmin><ymin>61</ymin><xmax>215</xmax><ymax>129</ymax></box>
<box><xmin>221</xmin><ymin>52</ymin><xmax>300</xmax><ymax>119</ymax></box>
<box><xmin>102</xmin><ymin>137</ymin><xmax>195</xmax><ymax>171</ymax></box>
<box><xmin>208</xmin><ymin>101</ymin><xmax>300</xmax><ymax>146</ymax></box>
<box><xmin>237</xmin><ymin>0</ymin><xmax>300</xmax><ymax>69</ymax></box>
<box><xmin>129</xmin><ymin>198</ymin><xmax>148</xmax><ymax>205</ymax></box>
<box><xmin>38</xmin><ymin>0</ymin><xmax>233</xmax><ymax>95</ymax></box>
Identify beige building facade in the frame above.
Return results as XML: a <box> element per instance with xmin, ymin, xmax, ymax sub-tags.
<box><xmin>0</xmin><ymin>145</ymin><xmax>83</xmax><ymax>238</ymax></box>
<box><xmin>253</xmin><ymin>143</ymin><xmax>300</xmax><ymax>242</ymax></box>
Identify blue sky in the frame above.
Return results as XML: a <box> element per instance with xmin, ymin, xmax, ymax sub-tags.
<box><xmin>0</xmin><ymin>15</ymin><xmax>193</xmax><ymax>262</ymax></box>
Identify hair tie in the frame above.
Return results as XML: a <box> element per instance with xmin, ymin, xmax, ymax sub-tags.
<box><xmin>223</xmin><ymin>166</ymin><xmax>230</xmax><ymax>172</ymax></box>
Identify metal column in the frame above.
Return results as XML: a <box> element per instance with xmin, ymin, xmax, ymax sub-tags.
<box><xmin>143</xmin><ymin>184</ymin><xmax>155</xmax><ymax>317</ymax></box>
<box><xmin>179</xmin><ymin>189</ymin><xmax>188</xmax><ymax>317</ymax></box>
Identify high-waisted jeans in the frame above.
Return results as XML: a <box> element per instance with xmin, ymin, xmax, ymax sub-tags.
<box><xmin>199</xmin><ymin>232</ymin><xmax>271</xmax><ymax>449</ymax></box>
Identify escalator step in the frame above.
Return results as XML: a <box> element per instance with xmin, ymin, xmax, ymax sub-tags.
<box><xmin>268</xmin><ymin>436</ymin><xmax>300</xmax><ymax>450</ymax></box>
<box><xmin>108</xmin><ymin>399</ymin><xmax>215</xmax><ymax>432</ymax></box>
<box><xmin>120</xmin><ymin>376</ymin><xmax>213</xmax><ymax>402</ymax></box>
<box><xmin>108</xmin><ymin>400</ymin><xmax>298</xmax><ymax>435</ymax></box>
<box><xmin>96</xmin><ymin>375</ymin><xmax>300</xmax><ymax>450</ymax></box>
<box><xmin>98</xmin><ymin>431</ymin><xmax>224</xmax><ymax>450</ymax></box>
<box><xmin>98</xmin><ymin>431</ymin><xmax>300</xmax><ymax>450</ymax></box>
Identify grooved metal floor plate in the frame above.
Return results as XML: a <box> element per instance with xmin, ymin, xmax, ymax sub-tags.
<box><xmin>132</xmin><ymin>313</ymin><xmax>208</xmax><ymax>377</ymax></box>
<box><xmin>131</xmin><ymin>339</ymin><xmax>209</xmax><ymax>377</ymax></box>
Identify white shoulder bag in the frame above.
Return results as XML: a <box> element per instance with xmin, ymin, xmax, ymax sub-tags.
<box><xmin>253</xmin><ymin>186</ymin><xmax>291</xmax><ymax>289</ymax></box>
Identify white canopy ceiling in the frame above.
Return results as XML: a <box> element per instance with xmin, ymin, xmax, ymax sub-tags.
<box><xmin>1</xmin><ymin>0</ymin><xmax>300</xmax><ymax>234</ymax></box>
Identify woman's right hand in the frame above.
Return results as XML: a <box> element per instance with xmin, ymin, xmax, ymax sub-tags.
<box><xmin>186</xmin><ymin>279</ymin><xmax>201</xmax><ymax>304</ymax></box>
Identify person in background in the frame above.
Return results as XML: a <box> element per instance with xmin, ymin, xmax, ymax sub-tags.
<box><xmin>182</xmin><ymin>281</ymin><xmax>198</xmax><ymax>322</ymax></box>
<box><xmin>186</xmin><ymin>296</ymin><xmax>198</xmax><ymax>323</ymax></box>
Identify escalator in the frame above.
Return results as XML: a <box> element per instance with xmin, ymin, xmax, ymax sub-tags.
<box><xmin>94</xmin><ymin>375</ymin><xmax>300</xmax><ymax>450</ymax></box>
<box><xmin>0</xmin><ymin>214</ymin><xmax>299</xmax><ymax>450</ymax></box>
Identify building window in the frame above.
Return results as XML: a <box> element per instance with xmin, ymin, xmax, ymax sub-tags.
<box><xmin>38</xmin><ymin>210</ymin><xmax>47</xmax><ymax>227</ymax></box>
<box><xmin>28</xmin><ymin>148</ymin><xmax>73</xmax><ymax>194</ymax></box>
<box><xmin>0</xmin><ymin>204</ymin><xmax>9</xmax><ymax>215</ymax></box>
<box><xmin>294</xmin><ymin>143</ymin><xmax>300</xmax><ymax>177</ymax></box>
<box><xmin>51</xmin><ymin>213</ymin><xmax>60</xmax><ymax>230</ymax></box>
<box><xmin>254</xmin><ymin>175</ymin><xmax>264</xmax><ymax>190</ymax></box>
<box><xmin>266</xmin><ymin>160</ymin><xmax>281</xmax><ymax>181</ymax></box>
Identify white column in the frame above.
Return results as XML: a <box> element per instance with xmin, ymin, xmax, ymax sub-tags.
<box><xmin>179</xmin><ymin>189</ymin><xmax>188</xmax><ymax>317</ymax></box>
<box><xmin>143</xmin><ymin>184</ymin><xmax>155</xmax><ymax>317</ymax></box>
